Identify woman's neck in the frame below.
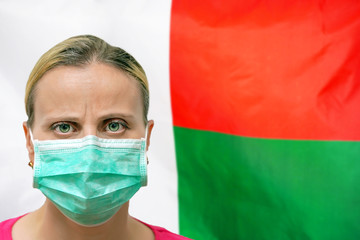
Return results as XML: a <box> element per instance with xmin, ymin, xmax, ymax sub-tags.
<box><xmin>13</xmin><ymin>199</ymin><xmax>154</xmax><ymax>240</ymax></box>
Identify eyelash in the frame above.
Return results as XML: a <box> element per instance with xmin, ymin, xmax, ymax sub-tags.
<box><xmin>103</xmin><ymin>119</ymin><xmax>130</xmax><ymax>132</ymax></box>
<box><xmin>50</xmin><ymin>122</ymin><xmax>77</xmax><ymax>134</ymax></box>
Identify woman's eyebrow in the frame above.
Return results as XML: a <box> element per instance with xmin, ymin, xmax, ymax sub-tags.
<box><xmin>42</xmin><ymin>116</ymin><xmax>82</xmax><ymax>123</ymax></box>
<box><xmin>99</xmin><ymin>113</ymin><xmax>136</xmax><ymax>120</ymax></box>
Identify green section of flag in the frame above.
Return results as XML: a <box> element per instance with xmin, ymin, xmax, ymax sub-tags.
<box><xmin>174</xmin><ymin>126</ymin><xmax>360</xmax><ymax>240</ymax></box>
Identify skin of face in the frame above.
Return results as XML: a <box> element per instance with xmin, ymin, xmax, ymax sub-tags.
<box><xmin>23</xmin><ymin>62</ymin><xmax>154</xmax><ymax>169</ymax></box>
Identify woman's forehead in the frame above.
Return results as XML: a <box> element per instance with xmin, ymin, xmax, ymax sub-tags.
<box><xmin>33</xmin><ymin>63</ymin><xmax>143</xmax><ymax>121</ymax></box>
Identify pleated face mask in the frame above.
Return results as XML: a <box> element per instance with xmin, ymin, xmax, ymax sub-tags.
<box><xmin>32</xmin><ymin>134</ymin><xmax>147</xmax><ymax>226</ymax></box>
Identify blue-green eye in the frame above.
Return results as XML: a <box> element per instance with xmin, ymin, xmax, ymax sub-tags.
<box><xmin>51</xmin><ymin>122</ymin><xmax>74</xmax><ymax>134</ymax></box>
<box><xmin>105</xmin><ymin>120</ymin><xmax>126</xmax><ymax>133</ymax></box>
<box><xmin>57</xmin><ymin>123</ymin><xmax>71</xmax><ymax>133</ymax></box>
<box><xmin>108</xmin><ymin>122</ymin><xmax>120</xmax><ymax>132</ymax></box>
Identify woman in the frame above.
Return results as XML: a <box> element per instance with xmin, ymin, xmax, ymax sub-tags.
<box><xmin>0</xmin><ymin>35</ymin><xmax>191</xmax><ymax>240</ymax></box>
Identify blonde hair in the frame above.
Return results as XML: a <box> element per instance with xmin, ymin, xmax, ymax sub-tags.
<box><xmin>25</xmin><ymin>35</ymin><xmax>149</xmax><ymax>127</ymax></box>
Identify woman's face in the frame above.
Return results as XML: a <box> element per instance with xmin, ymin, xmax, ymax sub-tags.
<box><xmin>24</xmin><ymin>63</ymin><xmax>153</xmax><ymax>162</ymax></box>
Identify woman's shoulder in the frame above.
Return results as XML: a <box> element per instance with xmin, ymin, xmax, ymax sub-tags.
<box><xmin>139</xmin><ymin>220</ymin><xmax>193</xmax><ymax>240</ymax></box>
<box><xmin>0</xmin><ymin>215</ymin><xmax>25</xmax><ymax>240</ymax></box>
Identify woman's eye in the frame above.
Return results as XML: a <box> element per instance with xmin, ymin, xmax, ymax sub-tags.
<box><xmin>52</xmin><ymin>123</ymin><xmax>73</xmax><ymax>134</ymax></box>
<box><xmin>105</xmin><ymin>120</ymin><xmax>126</xmax><ymax>133</ymax></box>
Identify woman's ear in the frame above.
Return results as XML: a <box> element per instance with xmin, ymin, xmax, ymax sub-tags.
<box><xmin>146</xmin><ymin>120</ymin><xmax>154</xmax><ymax>151</ymax></box>
<box><xmin>23</xmin><ymin>121</ymin><xmax>34</xmax><ymax>164</ymax></box>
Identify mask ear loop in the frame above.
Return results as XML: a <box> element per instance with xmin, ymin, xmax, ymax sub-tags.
<box><xmin>139</xmin><ymin>124</ymin><xmax>149</xmax><ymax>186</ymax></box>
<box><xmin>144</xmin><ymin>123</ymin><xmax>149</xmax><ymax>144</ymax></box>
<box><xmin>144</xmin><ymin>124</ymin><xmax>149</xmax><ymax>164</ymax></box>
<box><xmin>28</xmin><ymin>130</ymin><xmax>35</xmax><ymax>169</ymax></box>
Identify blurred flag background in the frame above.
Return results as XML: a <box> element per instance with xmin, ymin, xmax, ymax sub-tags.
<box><xmin>1</xmin><ymin>1</ymin><xmax>360</xmax><ymax>239</ymax></box>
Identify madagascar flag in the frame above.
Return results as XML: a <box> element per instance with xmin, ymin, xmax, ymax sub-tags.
<box><xmin>170</xmin><ymin>1</ymin><xmax>360</xmax><ymax>239</ymax></box>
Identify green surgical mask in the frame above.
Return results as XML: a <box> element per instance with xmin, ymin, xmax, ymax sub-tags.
<box><xmin>32</xmin><ymin>134</ymin><xmax>147</xmax><ymax>226</ymax></box>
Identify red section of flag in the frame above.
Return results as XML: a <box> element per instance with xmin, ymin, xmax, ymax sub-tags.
<box><xmin>170</xmin><ymin>0</ymin><xmax>360</xmax><ymax>140</ymax></box>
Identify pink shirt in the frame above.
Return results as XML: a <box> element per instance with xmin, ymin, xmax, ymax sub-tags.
<box><xmin>0</xmin><ymin>215</ymin><xmax>192</xmax><ymax>240</ymax></box>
